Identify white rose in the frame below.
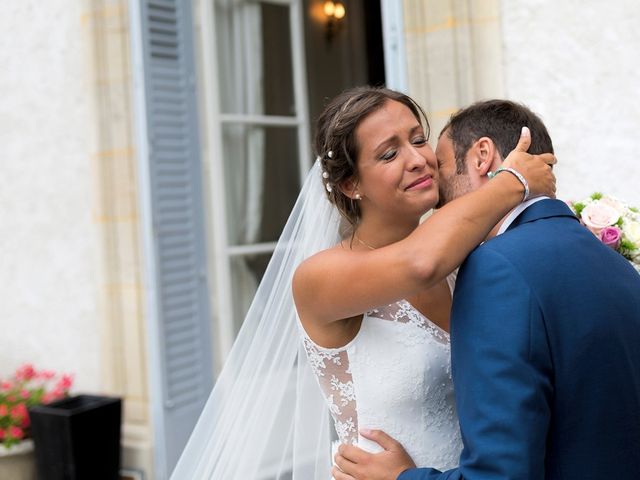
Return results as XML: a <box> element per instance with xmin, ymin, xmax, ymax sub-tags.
<box><xmin>581</xmin><ymin>202</ymin><xmax>621</xmax><ymax>235</ymax></box>
<box><xmin>623</xmin><ymin>209</ymin><xmax>640</xmax><ymax>223</ymax></box>
<box><xmin>623</xmin><ymin>220</ymin><xmax>640</xmax><ymax>246</ymax></box>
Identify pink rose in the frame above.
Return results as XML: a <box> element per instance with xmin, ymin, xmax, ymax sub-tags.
<box><xmin>599</xmin><ymin>196</ymin><xmax>625</xmax><ymax>215</ymax></box>
<box><xmin>581</xmin><ymin>202</ymin><xmax>620</xmax><ymax>235</ymax></box>
<box><xmin>600</xmin><ymin>226</ymin><xmax>622</xmax><ymax>250</ymax></box>
<box><xmin>0</xmin><ymin>404</ymin><xmax>8</xmax><ymax>417</ymax></box>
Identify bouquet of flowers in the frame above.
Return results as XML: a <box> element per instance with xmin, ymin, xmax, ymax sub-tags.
<box><xmin>570</xmin><ymin>192</ymin><xmax>640</xmax><ymax>273</ymax></box>
<box><xmin>0</xmin><ymin>364</ymin><xmax>73</xmax><ymax>448</ymax></box>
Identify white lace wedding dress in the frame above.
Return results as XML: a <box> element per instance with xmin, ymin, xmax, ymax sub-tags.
<box><xmin>301</xmin><ymin>275</ymin><xmax>463</xmax><ymax>471</ymax></box>
<box><xmin>170</xmin><ymin>163</ymin><xmax>460</xmax><ymax>479</ymax></box>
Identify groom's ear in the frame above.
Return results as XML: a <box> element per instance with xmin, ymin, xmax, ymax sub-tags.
<box><xmin>470</xmin><ymin>137</ymin><xmax>501</xmax><ymax>177</ymax></box>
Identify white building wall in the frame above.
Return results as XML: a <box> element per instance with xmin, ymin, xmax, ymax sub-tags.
<box><xmin>501</xmin><ymin>0</ymin><xmax>640</xmax><ymax>205</ymax></box>
<box><xmin>0</xmin><ymin>1</ymin><xmax>102</xmax><ymax>391</ymax></box>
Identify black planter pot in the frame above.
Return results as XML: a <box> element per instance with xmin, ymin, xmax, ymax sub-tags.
<box><xmin>28</xmin><ymin>394</ymin><xmax>122</xmax><ymax>480</ymax></box>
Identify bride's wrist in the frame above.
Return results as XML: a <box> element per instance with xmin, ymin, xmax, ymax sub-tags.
<box><xmin>488</xmin><ymin>167</ymin><xmax>529</xmax><ymax>202</ymax></box>
<box><xmin>490</xmin><ymin>171</ymin><xmax>526</xmax><ymax>206</ymax></box>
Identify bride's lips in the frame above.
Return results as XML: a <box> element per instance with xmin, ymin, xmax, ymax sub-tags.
<box><xmin>405</xmin><ymin>175</ymin><xmax>433</xmax><ymax>191</ymax></box>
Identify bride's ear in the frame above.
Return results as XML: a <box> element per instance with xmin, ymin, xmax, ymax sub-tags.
<box><xmin>470</xmin><ymin>137</ymin><xmax>501</xmax><ymax>177</ymax></box>
<box><xmin>339</xmin><ymin>176</ymin><xmax>361</xmax><ymax>200</ymax></box>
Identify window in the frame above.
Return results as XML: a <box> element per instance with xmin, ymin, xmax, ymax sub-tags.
<box><xmin>199</xmin><ymin>0</ymin><xmax>311</xmax><ymax>361</ymax></box>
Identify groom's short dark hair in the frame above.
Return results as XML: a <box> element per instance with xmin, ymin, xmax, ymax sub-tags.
<box><xmin>443</xmin><ymin>100</ymin><xmax>554</xmax><ymax>174</ymax></box>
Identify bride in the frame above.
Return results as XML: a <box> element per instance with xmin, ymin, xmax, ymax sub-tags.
<box><xmin>170</xmin><ymin>87</ymin><xmax>556</xmax><ymax>479</ymax></box>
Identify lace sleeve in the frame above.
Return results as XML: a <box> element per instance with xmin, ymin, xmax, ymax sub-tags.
<box><xmin>302</xmin><ymin>336</ymin><xmax>358</xmax><ymax>445</ymax></box>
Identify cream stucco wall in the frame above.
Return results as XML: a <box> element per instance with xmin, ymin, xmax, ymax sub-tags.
<box><xmin>0</xmin><ymin>1</ymin><xmax>153</xmax><ymax>475</ymax></box>
<box><xmin>500</xmin><ymin>0</ymin><xmax>640</xmax><ymax>204</ymax></box>
<box><xmin>0</xmin><ymin>2</ymin><xmax>102</xmax><ymax>389</ymax></box>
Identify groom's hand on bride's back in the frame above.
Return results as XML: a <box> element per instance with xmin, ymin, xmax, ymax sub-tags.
<box><xmin>332</xmin><ymin>429</ymin><xmax>416</xmax><ymax>480</ymax></box>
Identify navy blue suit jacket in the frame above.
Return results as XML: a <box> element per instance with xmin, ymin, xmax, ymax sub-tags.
<box><xmin>399</xmin><ymin>199</ymin><xmax>640</xmax><ymax>479</ymax></box>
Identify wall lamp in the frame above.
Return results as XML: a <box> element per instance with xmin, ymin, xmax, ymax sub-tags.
<box><xmin>323</xmin><ymin>1</ymin><xmax>346</xmax><ymax>43</ymax></box>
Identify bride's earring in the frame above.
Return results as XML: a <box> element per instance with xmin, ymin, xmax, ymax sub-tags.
<box><xmin>355</xmin><ymin>193</ymin><xmax>362</xmax><ymax>200</ymax></box>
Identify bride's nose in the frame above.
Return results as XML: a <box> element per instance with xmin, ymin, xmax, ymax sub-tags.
<box><xmin>406</xmin><ymin>146</ymin><xmax>428</xmax><ymax>171</ymax></box>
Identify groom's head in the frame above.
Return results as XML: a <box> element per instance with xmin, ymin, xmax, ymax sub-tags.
<box><xmin>435</xmin><ymin>100</ymin><xmax>553</xmax><ymax>207</ymax></box>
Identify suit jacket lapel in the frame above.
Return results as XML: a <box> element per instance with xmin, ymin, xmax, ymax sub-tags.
<box><xmin>506</xmin><ymin>199</ymin><xmax>580</xmax><ymax>233</ymax></box>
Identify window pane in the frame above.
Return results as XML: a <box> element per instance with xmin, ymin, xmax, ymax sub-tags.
<box><xmin>229</xmin><ymin>253</ymin><xmax>271</xmax><ymax>336</ymax></box>
<box><xmin>215</xmin><ymin>1</ymin><xmax>295</xmax><ymax>116</ymax></box>
<box><xmin>222</xmin><ymin>124</ymin><xmax>300</xmax><ymax>245</ymax></box>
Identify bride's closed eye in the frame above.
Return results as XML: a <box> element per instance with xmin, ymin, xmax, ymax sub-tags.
<box><xmin>411</xmin><ymin>135</ymin><xmax>427</xmax><ymax>146</ymax></box>
<box><xmin>380</xmin><ymin>149</ymin><xmax>398</xmax><ymax>161</ymax></box>
<box><xmin>378</xmin><ymin>131</ymin><xmax>427</xmax><ymax>161</ymax></box>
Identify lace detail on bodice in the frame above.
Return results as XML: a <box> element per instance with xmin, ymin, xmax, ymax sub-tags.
<box><xmin>367</xmin><ymin>300</ymin><xmax>449</xmax><ymax>346</ymax></box>
<box><xmin>301</xmin><ymin>281</ymin><xmax>463</xmax><ymax>470</ymax></box>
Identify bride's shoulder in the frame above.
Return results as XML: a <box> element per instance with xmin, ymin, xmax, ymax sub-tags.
<box><xmin>292</xmin><ymin>244</ymin><xmax>353</xmax><ymax>304</ymax></box>
<box><xmin>294</xmin><ymin>244</ymin><xmax>346</xmax><ymax>284</ymax></box>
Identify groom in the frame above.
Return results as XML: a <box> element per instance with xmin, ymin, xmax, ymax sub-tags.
<box><xmin>333</xmin><ymin>100</ymin><xmax>640</xmax><ymax>479</ymax></box>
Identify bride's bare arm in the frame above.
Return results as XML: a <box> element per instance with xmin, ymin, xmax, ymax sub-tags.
<box><xmin>293</xmin><ymin>128</ymin><xmax>556</xmax><ymax>325</ymax></box>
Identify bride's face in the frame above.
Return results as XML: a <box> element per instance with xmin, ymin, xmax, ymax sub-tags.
<box><xmin>352</xmin><ymin>100</ymin><xmax>439</xmax><ymax>221</ymax></box>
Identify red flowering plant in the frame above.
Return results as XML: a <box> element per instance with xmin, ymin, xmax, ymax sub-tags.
<box><xmin>0</xmin><ymin>363</ymin><xmax>73</xmax><ymax>448</ymax></box>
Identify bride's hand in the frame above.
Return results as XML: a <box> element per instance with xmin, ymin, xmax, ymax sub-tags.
<box><xmin>502</xmin><ymin>126</ymin><xmax>557</xmax><ymax>199</ymax></box>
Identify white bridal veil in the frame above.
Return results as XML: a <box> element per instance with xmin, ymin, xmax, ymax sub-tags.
<box><xmin>171</xmin><ymin>161</ymin><xmax>342</xmax><ymax>479</ymax></box>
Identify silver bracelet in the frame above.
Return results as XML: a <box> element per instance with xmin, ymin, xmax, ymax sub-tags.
<box><xmin>487</xmin><ymin>167</ymin><xmax>530</xmax><ymax>202</ymax></box>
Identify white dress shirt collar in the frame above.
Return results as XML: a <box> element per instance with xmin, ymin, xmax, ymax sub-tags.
<box><xmin>496</xmin><ymin>196</ymin><xmax>549</xmax><ymax>236</ymax></box>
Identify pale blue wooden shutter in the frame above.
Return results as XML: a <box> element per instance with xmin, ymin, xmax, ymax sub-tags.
<box><xmin>131</xmin><ymin>0</ymin><xmax>213</xmax><ymax>477</ymax></box>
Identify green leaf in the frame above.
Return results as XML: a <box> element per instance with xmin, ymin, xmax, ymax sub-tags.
<box><xmin>591</xmin><ymin>192</ymin><xmax>603</xmax><ymax>200</ymax></box>
<box><xmin>630</xmin><ymin>207</ymin><xmax>639</xmax><ymax>213</ymax></box>
<box><xmin>620</xmin><ymin>239</ymin><xmax>637</xmax><ymax>255</ymax></box>
<box><xmin>2</xmin><ymin>438</ymin><xmax>19</xmax><ymax>449</ymax></box>
<box><xmin>573</xmin><ymin>202</ymin><xmax>586</xmax><ymax>217</ymax></box>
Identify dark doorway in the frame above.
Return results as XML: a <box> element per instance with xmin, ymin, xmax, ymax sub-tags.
<box><xmin>363</xmin><ymin>2</ymin><xmax>386</xmax><ymax>87</ymax></box>
<box><xmin>303</xmin><ymin>0</ymin><xmax>386</xmax><ymax>136</ymax></box>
